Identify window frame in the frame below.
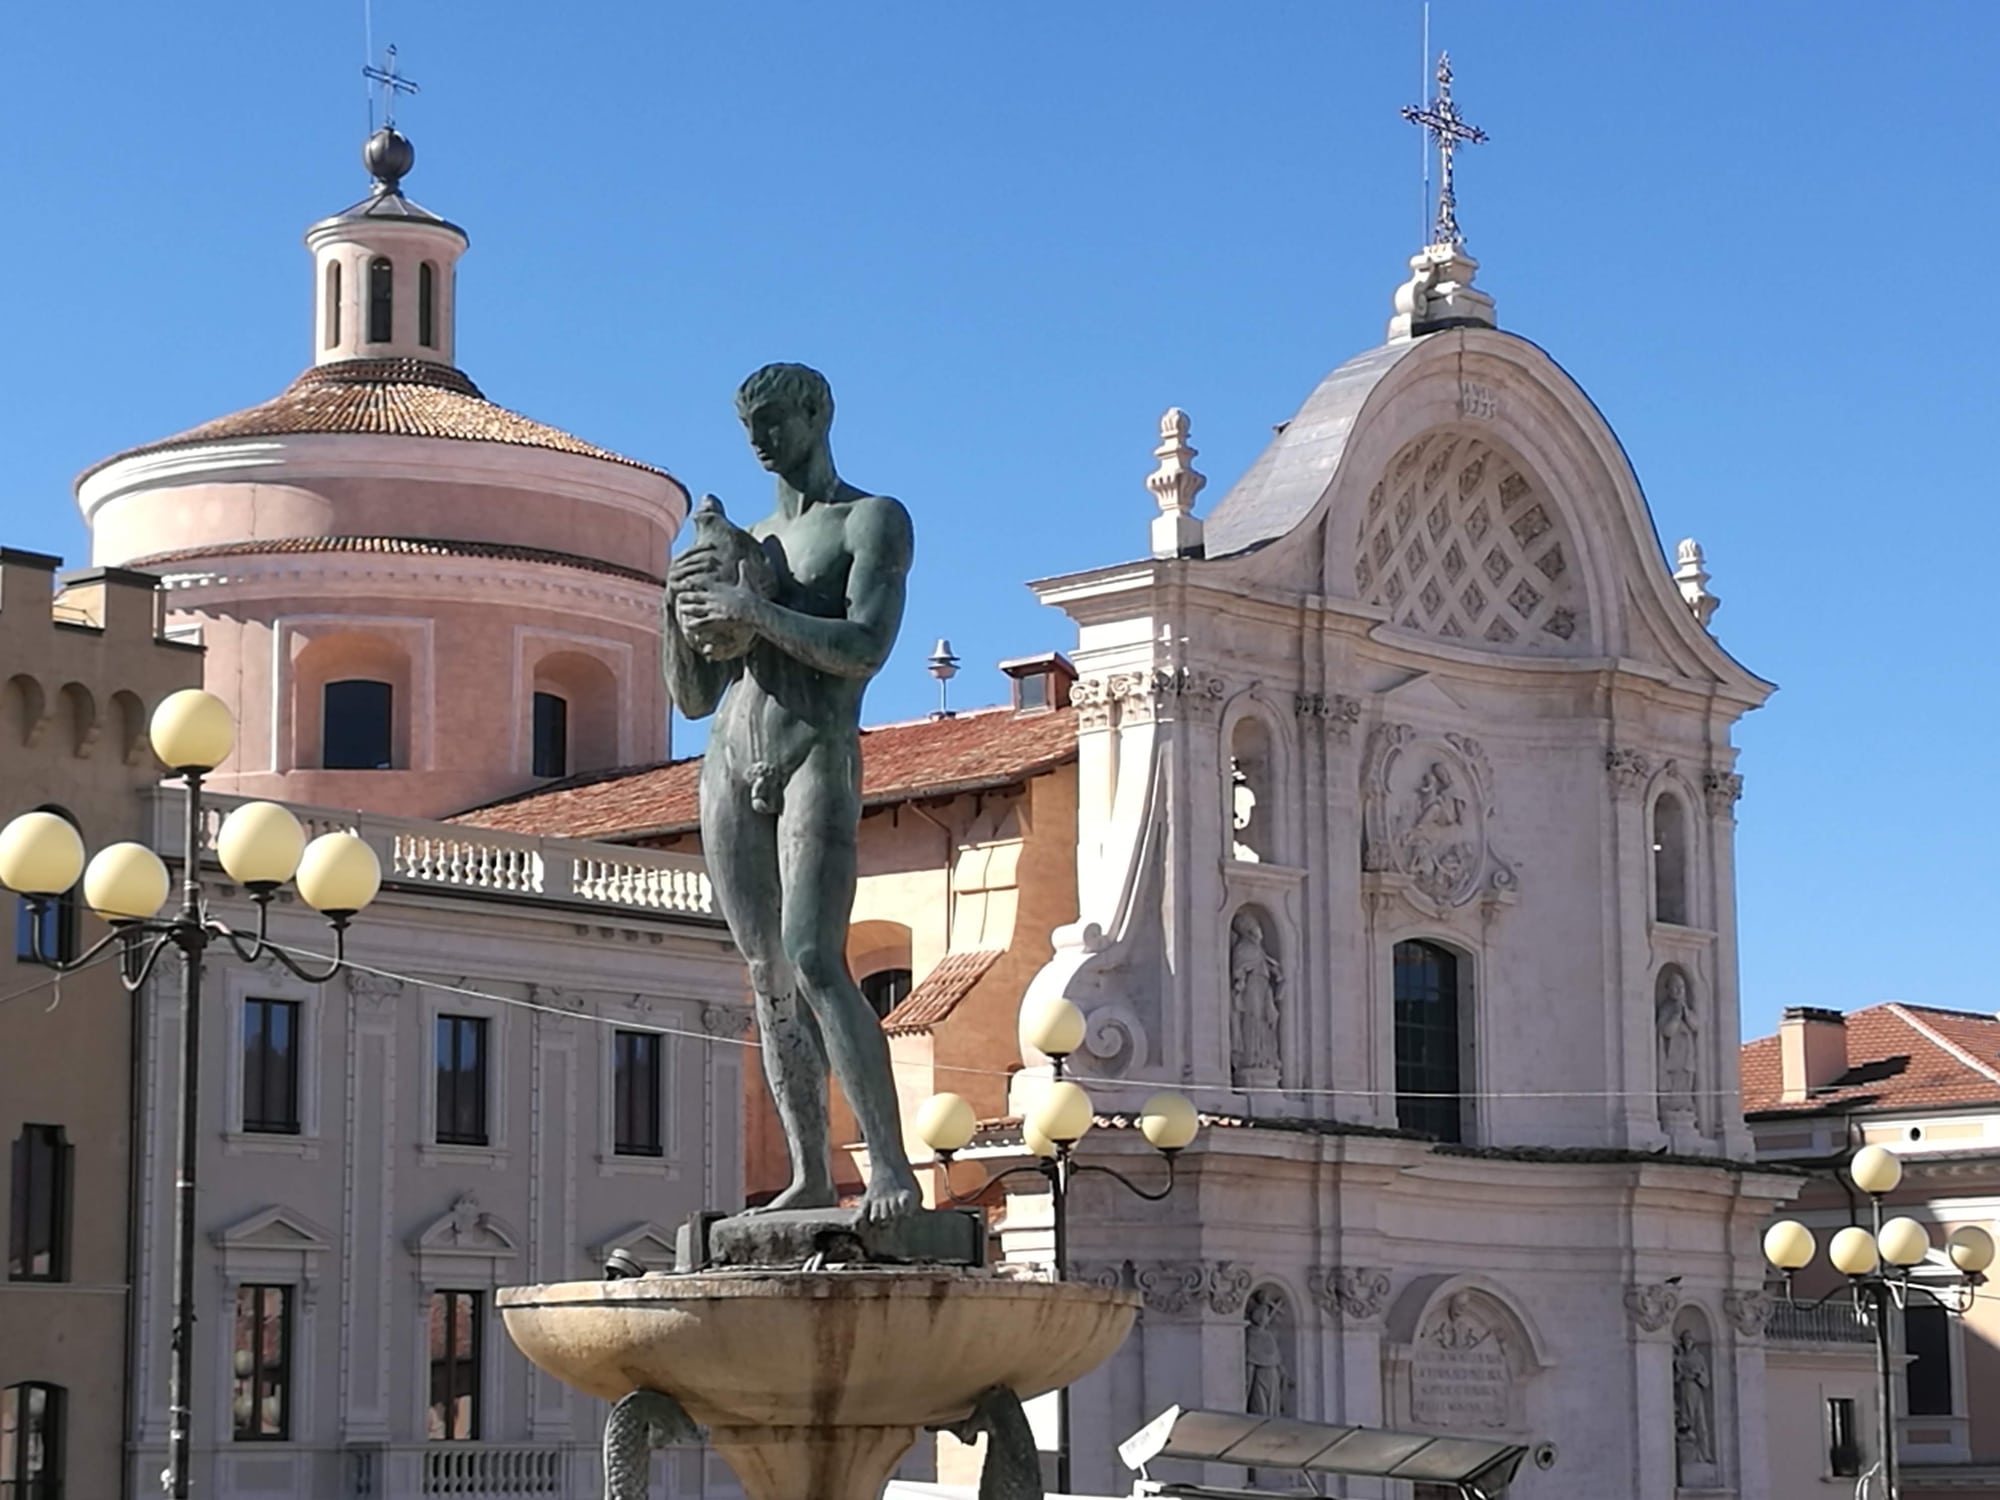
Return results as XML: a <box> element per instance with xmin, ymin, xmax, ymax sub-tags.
<box><xmin>1651</xmin><ymin>790</ymin><xmax>1692</xmax><ymax>927</ymax></box>
<box><xmin>612</xmin><ymin>1029</ymin><xmax>664</xmax><ymax>1158</ymax></box>
<box><xmin>240</xmin><ymin>998</ymin><xmax>303</xmax><ymax>1136</ymax></box>
<box><xmin>434</xmin><ymin>1015</ymin><xmax>490</xmax><ymax>1148</ymax></box>
<box><xmin>367</xmin><ymin>255</ymin><xmax>394</xmax><ymax>344</ymax></box>
<box><xmin>1827</xmin><ymin>1394</ymin><xmax>1862</xmax><ymax>1478</ymax></box>
<box><xmin>418</xmin><ymin>261</ymin><xmax>436</xmax><ymax>348</ymax></box>
<box><xmin>1392</xmin><ymin>939</ymin><xmax>1466</xmax><ymax>1144</ymax></box>
<box><xmin>321</xmin><ymin>678</ymin><xmax>395</xmax><ymax>771</ymax></box>
<box><xmin>1</xmin><ymin>1380</ymin><xmax>65</xmax><ymax>1498</ymax></box>
<box><xmin>8</xmin><ymin>1125</ymin><xmax>71</xmax><ymax>1283</ymax></box>
<box><xmin>426</xmin><ymin>1290</ymin><xmax>483</xmax><ymax>1442</ymax></box>
<box><xmin>1904</xmin><ymin>1299</ymin><xmax>1956</xmax><ymax>1418</ymax></box>
<box><xmin>230</xmin><ymin>1284</ymin><xmax>293</xmax><ymax>1443</ymax></box>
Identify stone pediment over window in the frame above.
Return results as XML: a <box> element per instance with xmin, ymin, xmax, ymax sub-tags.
<box><xmin>1356</xmin><ymin>432</ymin><xmax>1591</xmax><ymax>655</ymax></box>
<box><xmin>411</xmin><ymin>1193</ymin><xmax>519</xmax><ymax>1273</ymax></box>
<box><xmin>212</xmin><ymin>1205</ymin><xmax>334</xmax><ymax>1256</ymax></box>
<box><xmin>590</xmin><ymin>1221</ymin><xmax>680</xmax><ymax>1274</ymax></box>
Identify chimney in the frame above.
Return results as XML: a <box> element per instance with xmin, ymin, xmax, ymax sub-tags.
<box><xmin>1780</xmin><ymin>1007</ymin><xmax>1848</xmax><ymax>1104</ymax></box>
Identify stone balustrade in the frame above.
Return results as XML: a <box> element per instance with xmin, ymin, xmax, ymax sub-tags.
<box><xmin>347</xmin><ymin>1442</ymin><xmax>572</xmax><ymax>1496</ymax></box>
<box><xmin>148</xmin><ymin>786</ymin><xmax>714</xmax><ymax>918</ymax></box>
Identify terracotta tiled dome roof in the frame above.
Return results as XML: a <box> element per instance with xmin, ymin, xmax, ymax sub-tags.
<box><xmin>125</xmin><ymin>535</ymin><xmax>663</xmax><ymax>587</ymax></box>
<box><xmin>80</xmin><ymin>358</ymin><xmax>669</xmax><ymax>481</ymax></box>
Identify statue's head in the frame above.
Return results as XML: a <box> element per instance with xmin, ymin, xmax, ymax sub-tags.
<box><xmin>736</xmin><ymin>363</ymin><xmax>834</xmax><ymax>475</ymax></box>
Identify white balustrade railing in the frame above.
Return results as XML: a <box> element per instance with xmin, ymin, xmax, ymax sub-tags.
<box><xmin>349</xmin><ymin>1442</ymin><xmax>572</xmax><ymax>1497</ymax></box>
<box><xmin>152</xmin><ymin>788</ymin><xmax>712</xmax><ymax>918</ymax></box>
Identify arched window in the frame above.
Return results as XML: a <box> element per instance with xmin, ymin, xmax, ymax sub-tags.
<box><xmin>8</xmin><ymin>1124</ymin><xmax>71</xmax><ymax>1282</ymax></box>
<box><xmin>531</xmin><ymin>652</ymin><xmax>619</xmax><ymax>776</ymax></box>
<box><xmin>13</xmin><ymin>808</ymin><xmax>78</xmax><ymax>967</ymax></box>
<box><xmin>324</xmin><ymin>260</ymin><xmax>341</xmax><ymax>349</ymax></box>
<box><xmin>367</xmin><ymin>256</ymin><xmax>394</xmax><ymax>344</ymax></box>
<box><xmin>1229</xmin><ymin>716</ymin><xmax>1276</xmax><ymax>863</ymax></box>
<box><xmin>322</xmin><ymin>680</ymin><xmax>394</xmax><ymax>770</ymax></box>
<box><xmin>1394</xmin><ymin>940</ymin><xmax>1464</xmax><ymax>1142</ymax></box>
<box><xmin>419</xmin><ymin>261</ymin><xmax>437</xmax><ymax>348</ymax></box>
<box><xmin>1</xmin><ymin>1382</ymin><xmax>65</xmax><ymax>1497</ymax></box>
<box><xmin>859</xmin><ymin>968</ymin><xmax>913</xmax><ymax>1019</ymax></box>
<box><xmin>531</xmin><ymin>691</ymin><xmax>568</xmax><ymax>779</ymax></box>
<box><xmin>1653</xmin><ymin>793</ymin><xmax>1690</xmax><ymax>926</ymax></box>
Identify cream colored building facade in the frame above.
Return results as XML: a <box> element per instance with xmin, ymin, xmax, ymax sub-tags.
<box><xmin>0</xmin><ymin>553</ymin><xmax>203</xmax><ymax>1500</ymax></box>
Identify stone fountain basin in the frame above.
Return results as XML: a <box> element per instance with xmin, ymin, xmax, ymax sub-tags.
<box><xmin>498</xmin><ymin>1271</ymin><xmax>1138</xmax><ymax>1429</ymax></box>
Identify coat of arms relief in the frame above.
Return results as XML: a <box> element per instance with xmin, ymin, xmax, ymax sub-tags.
<box><xmin>1361</xmin><ymin>722</ymin><xmax>1518</xmax><ymax>912</ymax></box>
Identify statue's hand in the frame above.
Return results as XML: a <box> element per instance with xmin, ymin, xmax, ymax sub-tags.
<box><xmin>676</xmin><ymin>565</ymin><xmax>766</xmax><ymax>633</ymax></box>
<box><xmin>667</xmin><ymin>544</ymin><xmax>724</xmax><ymax>594</ymax></box>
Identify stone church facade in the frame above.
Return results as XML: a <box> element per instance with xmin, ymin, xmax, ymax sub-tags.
<box><xmin>995</xmin><ymin>253</ymin><xmax>1799</xmax><ymax>1497</ymax></box>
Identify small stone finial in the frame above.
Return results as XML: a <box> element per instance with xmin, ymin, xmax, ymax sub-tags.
<box><xmin>363</xmin><ymin>127</ymin><xmax>416</xmax><ymax>196</ymax></box>
<box><xmin>1147</xmin><ymin>408</ymin><xmax>1206</xmax><ymax>560</ymax></box>
<box><xmin>1388</xmin><ymin>241</ymin><xmax>1495</xmax><ymax>341</ymax></box>
<box><xmin>1673</xmin><ymin>538</ymin><xmax>1720</xmax><ymax>627</ymax></box>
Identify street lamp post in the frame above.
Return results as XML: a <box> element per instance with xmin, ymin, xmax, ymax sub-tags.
<box><xmin>1762</xmin><ymin>1145</ymin><xmax>1996</xmax><ymax>1500</ymax></box>
<box><xmin>0</xmin><ymin>690</ymin><xmax>382</xmax><ymax>1499</ymax></box>
<box><xmin>916</xmin><ymin>994</ymin><xmax>1202</xmax><ymax>1497</ymax></box>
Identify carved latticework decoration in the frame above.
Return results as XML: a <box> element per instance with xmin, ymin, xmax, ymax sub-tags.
<box><xmin>1356</xmin><ymin>433</ymin><xmax>1589</xmax><ymax>654</ymax></box>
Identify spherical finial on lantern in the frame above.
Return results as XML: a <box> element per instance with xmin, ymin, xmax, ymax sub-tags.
<box><xmin>1829</xmin><ymin>1225</ymin><xmax>1882</xmax><ymax>1278</ymax></box>
<box><xmin>1019</xmin><ymin>995</ymin><xmax>1086</xmax><ymax>1060</ymax></box>
<box><xmin>915</xmin><ymin>1093</ymin><xmax>977</xmax><ymax>1156</ymax></box>
<box><xmin>1139</xmin><ymin>1092</ymin><xmax>1199</xmax><ymax>1153</ymax></box>
<box><xmin>1762</xmin><ymin>1220</ymin><xmax>1816</xmax><ymax>1272</ymax></box>
<box><xmin>150</xmin><ymin>690</ymin><xmax>235</xmax><ymax>774</ymax></box>
<box><xmin>295</xmin><ymin>833</ymin><xmax>382</xmax><ymax>917</ymax></box>
<box><xmin>0</xmin><ymin>811</ymin><xmax>86</xmax><ymax>896</ymax></box>
<box><xmin>1849</xmin><ymin>1145</ymin><xmax>1903</xmax><ymax>1197</ymax></box>
<box><xmin>217</xmin><ymin>803</ymin><xmax>307</xmax><ymax>890</ymax></box>
<box><xmin>82</xmin><ymin>843</ymin><xmax>171</xmax><ymax>922</ymax></box>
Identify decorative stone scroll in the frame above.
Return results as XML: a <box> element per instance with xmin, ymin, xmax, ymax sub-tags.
<box><xmin>1361</xmin><ymin>724</ymin><xmax>1517</xmax><ymax>908</ymax></box>
<box><xmin>1310</xmin><ymin>1265</ymin><xmax>1393</xmax><ymax>1321</ymax></box>
<box><xmin>1605</xmin><ymin>747</ymin><xmax>1652</xmax><ymax>796</ymax></box>
<box><xmin>1722</xmin><ymin>1288</ymin><xmax>1772</xmax><ymax>1338</ymax></box>
<box><xmin>1295</xmin><ymin>692</ymin><xmax>1363</xmax><ymax>744</ymax></box>
<box><xmin>1623</xmin><ymin>1282</ymin><xmax>1681</xmax><ymax>1333</ymax></box>
<box><xmin>347</xmin><ymin>970</ymin><xmax>405</xmax><ymax>1011</ymax></box>
<box><xmin>1071</xmin><ymin>668</ymin><xmax>1228</xmax><ymax>729</ymax></box>
<box><xmin>1703</xmin><ymin>769</ymin><xmax>1744</xmax><ymax>816</ymax></box>
<box><xmin>1132</xmin><ymin>1260</ymin><xmax>1255</xmax><ymax>1317</ymax></box>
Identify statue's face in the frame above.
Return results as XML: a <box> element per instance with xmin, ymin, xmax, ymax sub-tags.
<box><xmin>744</xmin><ymin>400</ymin><xmax>822</xmax><ymax>475</ymax></box>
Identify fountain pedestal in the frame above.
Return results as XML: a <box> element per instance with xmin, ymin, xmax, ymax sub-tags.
<box><xmin>499</xmin><ymin>1267</ymin><xmax>1137</xmax><ymax>1500</ymax></box>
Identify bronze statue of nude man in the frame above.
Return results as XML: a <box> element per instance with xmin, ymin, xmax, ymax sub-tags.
<box><xmin>664</xmin><ymin>363</ymin><xmax>923</xmax><ymax>1223</ymax></box>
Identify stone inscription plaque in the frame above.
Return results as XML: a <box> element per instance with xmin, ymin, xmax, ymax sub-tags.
<box><xmin>1411</xmin><ymin>1298</ymin><xmax>1512</xmax><ymax>1429</ymax></box>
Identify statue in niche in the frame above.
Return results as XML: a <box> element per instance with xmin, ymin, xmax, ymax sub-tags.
<box><xmin>1656</xmin><ymin>970</ymin><xmax>1699</xmax><ymax>1128</ymax></box>
<box><xmin>1673</xmin><ymin>1329</ymin><xmax>1716</xmax><ymax>1472</ymax></box>
<box><xmin>1229</xmin><ymin>911</ymin><xmax>1282</xmax><ymax>1087</ymax></box>
<box><xmin>1244</xmin><ymin>1289</ymin><xmax>1288</xmax><ymax>1417</ymax></box>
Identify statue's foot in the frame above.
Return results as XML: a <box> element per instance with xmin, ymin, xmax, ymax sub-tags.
<box><xmin>859</xmin><ymin>1169</ymin><xmax>921</xmax><ymax>1225</ymax></box>
<box><xmin>744</xmin><ymin>1176</ymin><xmax>838</xmax><ymax>1214</ymax></box>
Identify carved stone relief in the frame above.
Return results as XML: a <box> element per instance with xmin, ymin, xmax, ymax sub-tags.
<box><xmin>1722</xmin><ymin>1289</ymin><xmax>1771</xmax><ymax>1339</ymax></box>
<box><xmin>1244</xmin><ymin>1287</ymin><xmax>1293</xmax><ymax>1418</ymax></box>
<box><xmin>1070</xmin><ymin>668</ymin><xmax>1228</xmax><ymax>729</ymax></box>
<box><xmin>1133</xmin><ymin>1260</ymin><xmax>1255</xmax><ymax>1317</ymax></box>
<box><xmin>1606</xmin><ymin>747</ymin><xmax>1652</xmax><ymax>796</ymax></box>
<box><xmin>1229</xmin><ymin>909</ymin><xmax>1282</xmax><ymax>1089</ymax></box>
<box><xmin>1409</xmin><ymin>1292</ymin><xmax>1515</xmax><ymax>1430</ymax></box>
<box><xmin>347</xmin><ymin>970</ymin><xmax>405</xmax><ymax>1011</ymax></box>
<box><xmin>1295</xmin><ymin>692</ymin><xmax>1362</xmax><ymax>745</ymax></box>
<box><xmin>1362</xmin><ymin>724</ymin><xmax>1517</xmax><ymax>908</ymax></box>
<box><xmin>1673</xmin><ymin>1326</ymin><xmax>1717</xmax><ymax>1479</ymax></box>
<box><xmin>1309</xmin><ymin>1265</ymin><xmax>1393</xmax><ymax>1321</ymax></box>
<box><xmin>1624</xmin><ymin>1282</ymin><xmax>1681</xmax><ymax>1333</ymax></box>
<box><xmin>1656</xmin><ymin>968</ymin><xmax>1699</xmax><ymax>1130</ymax></box>
<box><xmin>1703</xmin><ymin>769</ymin><xmax>1744</xmax><ymax>816</ymax></box>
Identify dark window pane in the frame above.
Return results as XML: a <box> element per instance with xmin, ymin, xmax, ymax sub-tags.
<box><xmin>428</xmin><ymin>1291</ymin><xmax>481</xmax><ymax>1440</ymax></box>
<box><xmin>1906</xmin><ymin>1302</ymin><xmax>1954</xmax><ymax>1416</ymax></box>
<box><xmin>2</xmin><ymin>1381</ymin><xmax>65</xmax><ymax>1492</ymax></box>
<box><xmin>1394</xmin><ymin>941</ymin><xmax>1462</xmax><ymax>1143</ymax></box>
<box><xmin>368</xmin><ymin>256</ymin><xmax>393</xmax><ymax>343</ymax></box>
<box><xmin>243</xmin><ymin>999</ymin><xmax>301</xmax><ymax>1135</ymax></box>
<box><xmin>614</xmin><ymin>1031</ymin><xmax>662</xmax><ymax>1157</ymax></box>
<box><xmin>418</xmin><ymin>261</ymin><xmax>436</xmax><ymax>348</ymax></box>
<box><xmin>435</xmin><ymin>1017</ymin><xmax>489</xmax><ymax>1146</ymax></box>
<box><xmin>1828</xmin><ymin>1396</ymin><xmax>1860</xmax><ymax>1477</ymax></box>
<box><xmin>1016</xmin><ymin>673</ymin><xmax>1048</xmax><ymax>711</ymax></box>
<box><xmin>1653</xmin><ymin>794</ymin><xmax>1689</xmax><ymax>925</ymax></box>
<box><xmin>859</xmin><ymin>969</ymin><xmax>912</xmax><ymax>1020</ymax></box>
<box><xmin>531</xmin><ymin>692</ymin><xmax>568</xmax><ymax>779</ymax></box>
<box><xmin>8</xmin><ymin>1126</ymin><xmax>69</xmax><ymax>1282</ymax></box>
<box><xmin>322</xmin><ymin>680</ymin><xmax>393</xmax><ymax>770</ymax></box>
<box><xmin>232</xmin><ymin>1285</ymin><xmax>291</xmax><ymax>1440</ymax></box>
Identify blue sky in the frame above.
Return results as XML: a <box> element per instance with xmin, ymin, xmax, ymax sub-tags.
<box><xmin>5</xmin><ymin>3</ymin><xmax>1994</xmax><ymax>1040</ymax></box>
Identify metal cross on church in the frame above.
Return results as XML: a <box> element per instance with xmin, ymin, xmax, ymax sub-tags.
<box><xmin>1401</xmin><ymin>51</ymin><xmax>1487</xmax><ymax>247</ymax></box>
<box><xmin>363</xmin><ymin>44</ymin><xmax>420</xmax><ymax>130</ymax></box>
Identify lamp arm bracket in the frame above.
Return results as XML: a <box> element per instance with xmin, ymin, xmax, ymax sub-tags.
<box><xmin>1072</xmin><ymin>1156</ymin><xmax>1177</xmax><ymax>1202</ymax></box>
<box><xmin>932</xmin><ymin>1160</ymin><xmax>1054</xmax><ymax>1209</ymax></box>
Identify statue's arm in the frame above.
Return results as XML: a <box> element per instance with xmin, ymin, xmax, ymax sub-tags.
<box><xmin>729</xmin><ymin>497</ymin><xmax>913</xmax><ymax>680</ymax></box>
<box><xmin>660</xmin><ymin>583</ymin><xmax>732</xmax><ymax>720</ymax></box>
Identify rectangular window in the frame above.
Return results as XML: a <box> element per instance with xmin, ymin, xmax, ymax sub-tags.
<box><xmin>418</xmin><ymin>261</ymin><xmax>436</xmax><ymax>348</ymax></box>
<box><xmin>531</xmin><ymin>691</ymin><xmax>569</xmax><ymax>779</ymax></box>
<box><xmin>367</xmin><ymin>256</ymin><xmax>393</xmax><ymax>344</ymax></box>
<box><xmin>2</xmin><ymin>1381</ymin><xmax>65</xmax><ymax>1498</ymax></box>
<box><xmin>8</xmin><ymin>1126</ymin><xmax>70</xmax><ymax>1282</ymax></box>
<box><xmin>1827</xmin><ymin>1396</ymin><xmax>1861</xmax><ymax>1477</ymax></box>
<box><xmin>613</xmin><ymin>1030</ymin><xmax>663</xmax><ymax>1157</ymax></box>
<box><xmin>427</xmin><ymin>1291</ymin><xmax>481</xmax><ymax>1441</ymax></box>
<box><xmin>1393</xmin><ymin>941</ymin><xmax>1464</xmax><ymax>1143</ymax></box>
<box><xmin>13</xmin><ymin>894</ymin><xmax>74</xmax><ymax>967</ymax></box>
<box><xmin>322</xmin><ymin>679</ymin><xmax>394</xmax><ymax>771</ymax></box>
<box><xmin>231</xmin><ymin>1285</ymin><xmax>292</xmax><ymax>1442</ymax></box>
<box><xmin>435</xmin><ymin>1016</ymin><xmax>489</xmax><ymax>1147</ymax></box>
<box><xmin>242</xmin><ymin>999</ymin><xmax>302</xmax><ymax>1135</ymax></box>
<box><xmin>1905</xmin><ymin>1302</ymin><xmax>1954</xmax><ymax>1416</ymax></box>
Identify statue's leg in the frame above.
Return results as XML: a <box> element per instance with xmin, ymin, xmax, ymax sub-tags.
<box><xmin>604</xmin><ymin>1389</ymin><xmax>699</xmax><ymax>1500</ymax></box>
<box><xmin>777</xmin><ymin>756</ymin><xmax>921</xmax><ymax>1223</ymax></box>
<box><xmin>703</xmin><ymin>781</ymin><xmax>836</xmax><ymax>1212</ymax></box>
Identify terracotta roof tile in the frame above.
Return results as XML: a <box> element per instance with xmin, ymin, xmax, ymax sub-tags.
<box><xmin>81</xmin><ymin>358</ymin><xmax>671</xmax><ymax>480</ymax></box>
<box><xmin>1741</xmin><ymin>1003</ymin><xmax>2000</xmax><ymax>1117</ymax></box>
<box><xmin>881</xmin><ymin>949</ymin><xmax>1006</xmax><ymax>1035</ymax></box>
<box><xmin>454</xmin><ymin>704</ymin><xmax>1077</xmax><ymax>840</ymax></box>
<box><xmin>125</xmin><ymin>536</ymin><xmax>661</xmax><ymax>587</ymax></box>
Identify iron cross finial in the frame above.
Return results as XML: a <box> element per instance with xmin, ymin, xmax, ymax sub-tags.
<box><xmin>362</xmin><ymin>44</ymin><xmax>420</xmax><ymax>131</ymax></box>
<box><xmin>1400</xmin><ymin>51</ymin><xmax>1488</xmax><ymax>247</ymax></box>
